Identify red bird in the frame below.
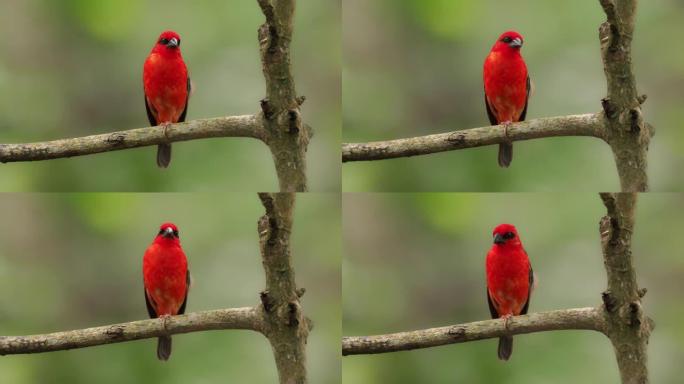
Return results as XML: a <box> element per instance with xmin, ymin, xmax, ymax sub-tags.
<box><xmin>143</xmin><ymin>30</ymin><xmax>191</xmax><ymax>168</ymax></box>
<box><xmin>143</xmin><ymin>223</ymin><xmax>189</xmax><ymax>361</ymax></box>
<box><xmin>483</xmin><ymin>31</ymin><xmax>530</xmax><ymax>168</ymax></box>
<box><xmin>485</xmin><ymin>224</ymin><xmax>534</xmax><ymax>361</ymax></box>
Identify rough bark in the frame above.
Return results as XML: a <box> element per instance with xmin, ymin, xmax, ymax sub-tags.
<box><xmin>258</xmin><ymin>193</ymin><xmax>310</xmax><ymax>384</ymax></box>
<box><xmin>0</xmin><ymin>307</ymin><xmax>261</xmax><ymax>355</ymax></box>
<box><xmin>598</xmin><ymin>0</ymin><xmax>652</xmax><ymax>192</ymax></box>
<box><xmin>258</xmin><ymin>0</ymin><xmax>311</xmax><ymax>192</ymax></box>
<box><xmin>0</xmin><ymin>115</ymin><xmax>264</xmax><ymax>163</ymax></box>
<box><xmin>599</xmin><ymin>193</ymin><xmax>653</xmax><ymax>383</ymax></box>
<box><xmin>342</xmin><ymin>307</ymin><xmax>603</xmax><ymax>355</ymax></box>
<box><xmin>343</xmin><ymin>114</ymin><xmax>604</xmax><ymax>162</ymax></box>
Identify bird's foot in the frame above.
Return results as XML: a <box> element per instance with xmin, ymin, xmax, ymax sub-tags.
<box><xmin>501</xmin><ymin>314</ymin><xmax>513</xmax><ymax>330</ymax></box>
<box><xmin>161</xmin><ymin>123</ymin><xmax>172</xmax><ymax>140</ymax></box>
<box><xmin>159</xmin><ymin>314</ymin><xmax>171</xmax><ymax>331</ymax></box>
<box><xmin>501</xmin><ymin>121</ymin><xmax>512</xmax><ymax>138</ymax></box>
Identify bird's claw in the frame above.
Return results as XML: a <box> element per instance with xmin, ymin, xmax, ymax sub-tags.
<box><xmin>501</xmin><ymin>121</ymin><xmax>512</xmax><ymax>139</ymax></box>
<box><xmin>161</xmin><ymin>123</ymin><xmax>171</xmax><ymax>140</ymax></box>
<box><xmin>160</xmin><ymin>314</ymin><xmax>171</xmax><ymax>331</ymax></box>
<box><xmin>501</xmin><ymin>314</ymin><xmax>513</xmax><ymax>330</ymax></box>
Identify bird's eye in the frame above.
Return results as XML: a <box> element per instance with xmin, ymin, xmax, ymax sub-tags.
<box><xmin>503</xmin><ymin>231</ymin><xmax>515</xmax><ymax>239</ymax></box>
<box><xmin>160</xmin><ymin>38</ymin><xmax>169</xmax><ymax>45</ymax></box>
<box><xmin>502</xmin><ymin>36</ymin><xmax>512</xmax><ymax>43</ymax></box>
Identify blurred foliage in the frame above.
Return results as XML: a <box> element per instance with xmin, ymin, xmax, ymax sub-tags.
<box><xmin>343</xmin><ymin>193</ymin><xmax>684</xmax><ymax>383</ymax></box>
<box><xmin>0</xmin><ymin>193</ymin><xmax>341</xmax><ymax>383</ymax></box>
<box><xmin>343</xmin><ymin>0</ymin><xmax>684</xmax><ymax>191</ymax></box>
<box><xmin>0</xmin><ymin>0</ymin><xmax>341</xmax><ymax>191</ymax></box>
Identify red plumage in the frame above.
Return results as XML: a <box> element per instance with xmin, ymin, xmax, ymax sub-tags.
<box><xmin>485</xmin><ymin>223</ymin><xmax>533</xmax><ymax>360</ymax></box>
<box><xmin>483</xmin><ymin>31</ymin><xmax>530</xmax><ymax>167</ymax></box>
<box><xmin>143</xmin><ymin>222</ymin><xmax>189</xmax><ymax>361</ymax></box>
<box><xmin>143</xmin><ymin>31</ymin><xmax>190</xmax><ymax>168</ymax></box>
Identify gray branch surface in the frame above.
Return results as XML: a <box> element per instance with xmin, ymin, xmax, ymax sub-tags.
<box><xmin>343</xmin><ymin>114</ymin><xmax>604</xmax><ymax>162</ymax></box>
<box><xmin>599</xmin><ymin>193</ymin><xmax>654</xmax><ymax>383</ymax></box>
<box><xmin>258</xmin><ymin>0</ymin><xmax>311</xmax><ymax>192</ymax></box>
<box><xmin>258</xmin><ymin>193</ymin><xmax>310</xmax><ymax>383</ymax></box>
<box><xmin>343</xmin><ymin>308</ymin><xmax>603</xmax><ymax>355</ymax></box>
<box><xmin>599</xmin><ymin>0</ymin><xmax>652</xmax><ymax>192</ymax></box>
<box><xmin>0</xmin><ymin>115</ymin><xmax>264</xmax><ymax>163</ymax></box>
<box><xmin>0</xmin><ymin>307</ymin><xmax>261</xmax><ymax>355</ymax></box>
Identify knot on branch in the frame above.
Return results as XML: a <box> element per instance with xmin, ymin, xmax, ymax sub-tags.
<box><xmin>602</xmin><ymin>290</ymin><xmax>618</xmax><ymax>313</ymax></box>
<box><xmin>601</xmin><ymin>98</ymin><xmax>618</xmax><ymax>120</ymax></box>
<box><xmin>105</xmin><ymin>133</ymin><xmax>127</xmax><ymax>147</ymax></box>
<box><xmin>446</xmin><ymin>133</ymin><xmax>466</xmax><ymax>146</ymax></box>
<box><xmin>626</xmin><ymin>301</ymin><xmax>642</xmax><ymax>327</ymax></box>
<box><xmin>104</xmin><ymin>325</ymin><xmax>125</xmax><ymax>340</ymax></box>
<box><xmin>261</xmin><ymin>98</ymin><xmax>275</xmax><ymax>120</ymax></box>
<box><xmin>287</xmin><ymin>301</ymin><xmax>302</xmax><ymax>327</ymax></box>
<box><xmin>446</xmin><ymin>326</ymin><xmax>466</xmax><ymax>340</ymax></box>
<box><xmin>296</xmin><ymin>287</ymin><xmax>306</xmax><ymax>298</ymax></box>
<box><xmin>599</xmin><ymin>215</ymin><xmax>619</xmax><ymax>247</ymax></box>
<box><xmin>261</xmin><ymin>290</ymin><xmax>275</xmax><ymax>313</ymax></box>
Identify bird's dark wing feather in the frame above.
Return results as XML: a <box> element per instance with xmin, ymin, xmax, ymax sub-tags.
<box><xmin>518</xmin><ymin>75</ymin><xmax>531</xmax><ymax>122</ymax></box>
<box><xmin>484</xmin><ymin>92</ymin><xmax>499</xmax><ymax>125</ymax></box>
<box><xmin>520</xmin><ymin>265</ymin><xmax>534</xmax><ymax>315</ymax></box>
<box><xmin>178</xmin><ymin>76</ymin><xmax>191</xmax><ymax>123</ymax></box>
<box><xmin>144</xmin><ymin>288</ymin><xmax>157</xmax><ymax>319</ymax></box>
<box><xmin>487</xmin><ymin>287</ymin><xmax>499</xmax><ymax>319</ymax></box>
<box><xmin>145</xmin><ymin>96</ymin><xmax>158</xmax><ymax>126</ymax></box>
<box><xmin>177</xmin><ymin>269</ymin><xmax>190</xmax><ymax>315</ymax></box>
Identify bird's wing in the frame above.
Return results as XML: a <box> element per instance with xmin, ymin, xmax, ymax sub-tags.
<box><xmin>484</xmin><ymin>92</ymin><xmax>499</xmax><ymax>125</ymax></box>
<box><xmin>178</xmin><ymin>75</ymin><xmax>191</xmax><ymax>123</ymax></box>
<box><xmin>177</xmin><ymin>268</ymin><xmax>190</xmax><ymax>315</ymax></box>
<box><xmin>144</xmin><ymin>96</ymin><xmax>158</xmax><ymax>126</ymax></box>
<box><xmin>487</xmin><ymin>287</ymin><xmax>500</xmax><ymax>319</ymax></box>
<box><xmin>518</xmin><ymin>75</ymin><xmax>531</xmax><ymax>122</ymax></box>
<box><xmin>144</xmin><ymin>288</ymin><xmax>158</xmax><ymax>319</ymax></box>
<box><xmin>520</xmin><ymin>264</ymin><xmax>534</xmax><ymax>315</ymax></box>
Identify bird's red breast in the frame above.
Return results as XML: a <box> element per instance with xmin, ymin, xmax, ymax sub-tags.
<box><xmin>483</xmin><ymin>31</ymin><xmax>529</xmax><ymax>123</ymax></box>
<box><xmin>143</xmin><ymin>223</ymin><xmax>188</xmax><ymax>316</ymax></box>
<box><xmin>486</xmin><ymin>224</ymin><xmax>531</xmax><ymax>316</ymax></box>
<box><xmin>143</xmin><ymin>31</ymin><xmax>189</xmax><ymax>125</ymax></box>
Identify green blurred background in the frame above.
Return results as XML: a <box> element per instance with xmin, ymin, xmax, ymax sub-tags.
<box><xmin>342</xmin><ymin>0</ymin><xmax>684</xmax><ymax>191</ymax></box>
<box><xmin>0</xmin><ymin>193</ymin><xmax>341</xmax><ymax>383</ymax></box>
<box><xmin>343</xmin><ymin>193</ymin><xmax>682</xmax><ymax>383</ymax></box>
<box><xmin>0</xmin><ymin>0</ymin><xmax>340</xmax><ymax>191</ymax></box>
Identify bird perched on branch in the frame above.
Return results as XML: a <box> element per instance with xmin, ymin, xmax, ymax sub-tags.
<box><xmin>143</xmin><ymin>223</ymin><xmax>190</xmax><ymax>361</ymax></box>
<box><xmin>143</xmin><ymin>30</ymin><xmax>191</xmax><ymax>168</ymax></box>
<box><xmin>485</xmin><ymin>224</ymin><xmax>534</xmax><ymax>360</ymax></box>
<box><xmin>483</xmin><ymin>31</ymin><xmax>530</xmax><ymax>167</ymax></box>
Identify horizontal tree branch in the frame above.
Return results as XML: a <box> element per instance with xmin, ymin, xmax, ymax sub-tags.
<box><xmin>342</xmin><ymin>114</ymin><xmax>605</xmax><ymax>162</ymax></box>
<box><xmin>342</xmin><ymin>307</ymin><xmax>604</xmax><ymax>356</ymax></box>
<box><xmin>0</xmin><ymin>115</ymin><xmax>265</xmax><ymax>163</ymax></box>
<box><xmin>0</xmin><ymin>307</ymin><xmax>262</xmax><ymax>355</ymax></box>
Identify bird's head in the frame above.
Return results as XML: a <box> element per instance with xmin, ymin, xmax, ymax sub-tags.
<box><xmin>156</xmin><ymin>222</ymin><xmax>180</xmax><ymax>241</ymax></box>
<box><xmin>492</xmin><ymin>223</ymin><xmax>521</xmax><ymax>246</ymax></box>
<box><xmin>492</xmin><ymin>31</ymin><xmax>524</xmax><ymax>53</ymax></box>
<box><xmin>153</xmin><ymin>31</ymin><xmax>182</xmax><ymax>55</ymax></box>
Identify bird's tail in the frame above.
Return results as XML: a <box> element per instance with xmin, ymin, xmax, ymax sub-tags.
<box><xmin>498</xmin><ymin>143</ymin><xmax>513</xmax><ymax>168</ymax></box>
<box><xmin>157</xmin><ymin>336</ymin><xmax>172</xmax><ymax>361</ymax></box>
<box><xmin>157</xmin><ymin>144</ymin><xmax>172</xmax><ymax>168</ymax></box>
<box><xmin>497</xmin><ymin>336</ymin><xmax>513</xmax><ymax>361</ymax></box>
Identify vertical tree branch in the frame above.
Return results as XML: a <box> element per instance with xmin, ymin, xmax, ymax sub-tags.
<box><xmin>599</xmin><ymin>0</ymin><xmax>652</xmax><ymax>191</ymax></box>
<box><xmin>258</xmin><ymin>193</ymin><xmax>310</xmax><ymax>383</ymax></box>
<box><xmin>599</xmin><ymin>193</ymin><xmax>653</xmax><ymax>383</ymax></box>
<box><xmin>258</xmin><ymin>0</ymin><xmax>311</xmax><ymax>192</ymax></box>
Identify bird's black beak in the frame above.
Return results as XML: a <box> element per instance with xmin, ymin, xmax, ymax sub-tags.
<box><xmin>509</xmin><ymin>37</ymin><xmax>522</xmax><ymax>48</ymax></box>
<box><xmin>167</xmin><ymin>38</ymin><xmax>179</xmax><ymax>49</ymax></box>
<box><xmin>493</xmin><ymin>233</ymin><xmax>505</xmax><ymax>244</ymax></box>
<box><xmin>162</xmin><ymin>227</ymin><xmax>175</xmax><ymax>238</ymax></box>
